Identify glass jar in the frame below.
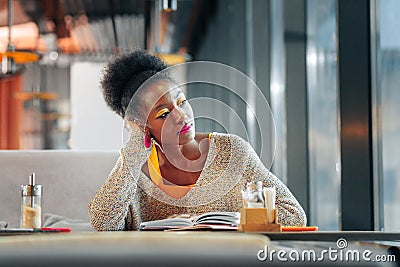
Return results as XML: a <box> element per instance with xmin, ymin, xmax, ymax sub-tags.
<box><xmin>21</xmin><ymin>174</ymin><xmax>42</xmax><ymax>229</ymax></box>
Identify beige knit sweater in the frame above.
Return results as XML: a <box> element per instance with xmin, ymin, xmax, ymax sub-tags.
<box><xmin>89</xmin><ymin>132</ymin><xmax>306</xmax><ymax>231</ymax></box>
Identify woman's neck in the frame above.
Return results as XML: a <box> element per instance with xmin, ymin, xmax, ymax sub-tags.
<box><xmin>157</xmin><ymin>134</ymin><xmax>209</xmax><ymax>172</ymax></box>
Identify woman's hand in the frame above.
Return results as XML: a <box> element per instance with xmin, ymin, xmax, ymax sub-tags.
<box><xmin>123</xmin><ymin>120</ymin><xmax>152</xmax><ymax>171</ymax></box>
<box><xmin>126</xmin><ymin>120</ymin><xmax>145</xmax><ymax>139</ymax></box>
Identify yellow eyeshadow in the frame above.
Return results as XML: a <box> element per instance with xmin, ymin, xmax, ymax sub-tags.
<box><xmin>177</xmin><ymin>97</ymin><xmax>186</xmax><ymax>105</ymax></box>
<box><xmin>155</xmin><ymin>108</ymin><xmax>169</xmax><ymax>118</ymax></box>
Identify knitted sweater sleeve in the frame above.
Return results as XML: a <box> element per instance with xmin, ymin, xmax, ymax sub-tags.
<box><xmin>88</xmin><ymin>128</ymin><xmax>149</xmax><ymax>231</ymax></box>
<box><xmin>238</xmin><ymin>136</ymin><xmax>307</xmax><ymax>226</ymax></box>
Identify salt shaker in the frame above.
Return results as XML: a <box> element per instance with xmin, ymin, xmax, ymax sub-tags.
<box><xmin>21</xmin><ymin>173</ymin><xmax>43</xmax><ymax>228</ymax></box>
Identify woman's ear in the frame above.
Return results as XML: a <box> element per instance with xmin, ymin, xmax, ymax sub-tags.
<box><xmin>144</xmin><ymin>125</ymin><xmax>153</xmax><ymax>137</ymax></box>
<box><xmin>137</xmin><ymin>121</ymin><xmax>146</xmax><ymax>132</ymax></box>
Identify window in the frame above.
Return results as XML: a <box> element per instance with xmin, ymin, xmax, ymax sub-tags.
<box><xmin>306</xmin><ymin>0</ymin><xmax>340</xmax><ymax>230</ymax></box>
<box><xmin>373</xmin><ymin>0</ymin><xmax>400</xmax><ymax>230</ymax></box>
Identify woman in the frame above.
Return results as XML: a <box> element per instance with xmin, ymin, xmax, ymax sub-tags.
<box><xmin>89</xmin><ymin>51</ymin><xmax>306</xmax><ymax>231</ymax></box>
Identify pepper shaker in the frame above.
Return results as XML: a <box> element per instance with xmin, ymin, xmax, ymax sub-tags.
<box><xmin>21</xmin><ymin>173</ymin><xmax>42</xmax><ymax>228</ymax></box>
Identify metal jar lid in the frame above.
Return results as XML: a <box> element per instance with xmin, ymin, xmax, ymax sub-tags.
<box><xmin>21</xmin><ymin>184</ymin><xmax>42</xmax><ymax>196</ymax></box>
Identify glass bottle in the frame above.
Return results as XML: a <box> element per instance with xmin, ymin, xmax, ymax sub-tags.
<box><xmin>21</xmin><ymin>173</ymin><xmax>42</xmax><ymax>229</ymax></box>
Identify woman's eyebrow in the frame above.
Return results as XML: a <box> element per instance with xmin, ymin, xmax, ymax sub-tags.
<box><xmin>153</xmin><ymin>91</ymin><xmax>184</xmax><ymax>110</ymax></box>
<box><xmin>175</xmin><ymin>90</ymin><xmax>183</xmax><ymax>98</ymax></box>
<box><xmin>154</xmin><ymin>103</ymin><xmax>168</xmax><ymax>110</ymax></box>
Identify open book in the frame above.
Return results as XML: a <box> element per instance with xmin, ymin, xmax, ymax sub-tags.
<box><xmin>139</xmin><ymin>212</ymin><xmax>240</xmax><ymax>231</ymax></box>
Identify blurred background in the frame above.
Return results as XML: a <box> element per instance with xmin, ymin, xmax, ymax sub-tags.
<box><xmin>0</xmin><ymin>0</ymin><xmax>398</xmax><ymax>232</ymax></box>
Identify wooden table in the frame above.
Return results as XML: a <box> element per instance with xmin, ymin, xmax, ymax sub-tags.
<box><xmin>0</xmin><ymin>231</ymin><xmax>398</xmax><ymax>266</ymax></box>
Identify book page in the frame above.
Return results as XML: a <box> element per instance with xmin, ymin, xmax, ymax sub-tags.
<box><xmin>194</xmin><ymin>212</ymin><xmax>240</xmax><ymax>226</ymax></box>
<box><xmin>140</xmin><ymin>217</ymin><xmax>193</xmax><ymax>230</ymax></box>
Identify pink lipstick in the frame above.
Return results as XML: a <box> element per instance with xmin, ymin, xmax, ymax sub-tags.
<box><xmin>179</xmin><ymin>123</ymin><xmax>192</xmax><ymax>135</ymax></box>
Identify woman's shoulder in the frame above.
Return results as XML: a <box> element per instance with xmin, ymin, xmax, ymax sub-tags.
<box><xmin>207</xmin><ymin>133</ymin><xmax>255</xmax><ymax>166</ymax></box>
<box><xmin>208</xmin><ymin>132</ymin><xmax>251</xmax><ymax>149</ymax></box>
<box><xmin>209</xmin><ymin>132</ymin><xmax>247</xmax><ymax>141</ymax></box>
<box><xmin>193</xmin><ymin>132</ymin><xmax>252</xmax><ymax>155</ymax></box>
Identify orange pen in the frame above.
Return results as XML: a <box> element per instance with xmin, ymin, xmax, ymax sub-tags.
<box><xmin>281</xmin><ymin>226</ymin><xmax>318</xmax><ymax>232</ymax></box>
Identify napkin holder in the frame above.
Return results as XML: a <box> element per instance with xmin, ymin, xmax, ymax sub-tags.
<box><xmin>238</xmin><ymin>208</ymin><xmax>282</xmax><ymax>232</ymax></box>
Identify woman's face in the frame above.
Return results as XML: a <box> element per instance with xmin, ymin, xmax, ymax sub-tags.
<box><xmin>141</xmin><ymin>80</ymin><xmax>195</xmax><ymax>146</ymax></box>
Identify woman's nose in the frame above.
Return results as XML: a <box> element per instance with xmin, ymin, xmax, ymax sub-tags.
<box><xmin>171</xmin><ymin>107</ymin><xmax>186</xmax><ymax>124</ymax></box>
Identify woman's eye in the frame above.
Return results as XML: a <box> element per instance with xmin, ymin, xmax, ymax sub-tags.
<box><xmin>157</xmin><ymin>112</ymin><xmax>169</xmax><ymax>119</ymax></box>
<box><xmin>178</xmin><ymin>98</ymin><xmax>187</xmax><ymax>106</ymax></box>
<box><xmin>155</xmin><ymin>108</ymin><xmax>170</xmax><ymax>119</ymax></box>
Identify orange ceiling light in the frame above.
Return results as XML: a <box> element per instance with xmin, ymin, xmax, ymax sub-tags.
<box><xmin>13</xmin><ymin>92</ymin><xmax>58</xmax><ymax>101</ymax></box>
<box><xmin>0</xmin><ymin>50</ymin><xmax>39</xmax><ymax>64</ymax></box>
<box><xmin>156</xmin><ymin>53</ymin><xmax>186</xmax><ymax>65</ymax></box>
<box><xmin>14</xmin><ymin>92</ymin><xmax>58</xmax><ymax>101</ymax></box>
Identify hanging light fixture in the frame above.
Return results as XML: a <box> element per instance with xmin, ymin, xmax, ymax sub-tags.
<box><xmin>1</xmin><ymin>0</ymin><xmax>57</xmax><ymax>131</ymax></box>
<box><xmin>153</xmin><ymin>0</ymin><xmax>186</xmax><ymax>65</ymax></box>
<box><xmin>0</xmin><ymin>0</ymin><xmax>39</xmax><ymax>75</ymax></box>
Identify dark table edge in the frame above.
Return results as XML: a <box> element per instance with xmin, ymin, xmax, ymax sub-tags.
<box><xmin>263</xmin><ymin>231</ymin><xmax>400</xmax><ymax>242</ymax></box>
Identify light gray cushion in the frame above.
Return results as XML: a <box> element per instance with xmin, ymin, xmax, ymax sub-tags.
<box><xmin>42</xmin><ymin>213</ymin><xmax>94</xmax><ymax>231</ymax></box>
<box><xmin>0</xmin><ymin>150</ymin><xmax>119</xmax><ymax>228</ymax></box>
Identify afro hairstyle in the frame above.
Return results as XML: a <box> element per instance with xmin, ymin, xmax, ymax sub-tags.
<box><xmin>100</xmin><ymin>50</ymin><xmax>168</xmax><ymax>118</ymax></box>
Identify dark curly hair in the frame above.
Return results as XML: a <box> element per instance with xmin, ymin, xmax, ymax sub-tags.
<box><xmin>101</xmin><ymin>50</ymin><xmax>168</xmax><ymax>119</ymax></box>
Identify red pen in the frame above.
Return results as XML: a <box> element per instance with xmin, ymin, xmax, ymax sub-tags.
<box><xmin>41</xmin><ymin>227</ymin><xmax>72</xmax><ymax>233</ymax></box>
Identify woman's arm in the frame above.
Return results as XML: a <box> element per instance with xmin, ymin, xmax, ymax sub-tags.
<box><xmin>88</xmin><ymin>126</ymin><xmax>149</xmax><ymax>231</ymax></box>
<box><xmin>88</xmin><ymin>151</ymin><xmax>134</xmax><ymax>231</ymax></box>
<box><xmin>241</xmin><ymin>139</ymin><xmax>307</xmax><ymax>227</ymax></box>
